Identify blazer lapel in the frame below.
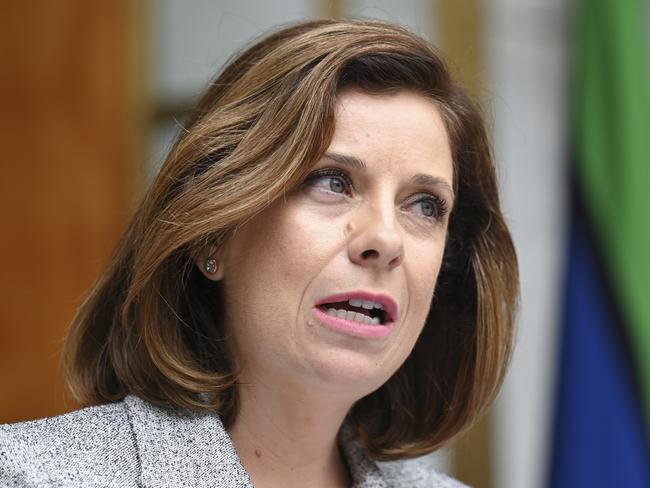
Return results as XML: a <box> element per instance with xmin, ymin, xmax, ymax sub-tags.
<box><xmin>124</xmin><ymin>395</ymin><xmax>254</xmax><ymax>488</ymax></box>
<box><xmin>338</xmin><ymin>423</ymin><xmax>388</xmax><ymax>488</ymax></box>
<box><xmin>124</xmin><ymin>395</ymin><xmax>389</xmax><ymax>487</ymax></box>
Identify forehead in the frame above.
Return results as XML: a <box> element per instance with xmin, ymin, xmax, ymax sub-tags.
<box><xmin>330</xmin><ymin>89</ymin><xmax>454</xmax><ymax>184</ymax></box>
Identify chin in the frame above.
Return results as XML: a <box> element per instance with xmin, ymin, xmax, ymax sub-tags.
<box><xmin>300</xmin><ymin>346</ymin><xmax>399</xmax><ymax>398</ymax></box>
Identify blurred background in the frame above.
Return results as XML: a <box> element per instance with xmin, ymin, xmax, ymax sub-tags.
<box><xmin>1</xmin><ymin>1</ymin><xmax>649</xmax><ymax>487</ymax></box>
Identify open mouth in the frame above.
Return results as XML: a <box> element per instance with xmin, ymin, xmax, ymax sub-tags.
<box><xmin>317</xmin><ymin>299</ymin><xmax>389</xmax><ymax>325</ymax></box>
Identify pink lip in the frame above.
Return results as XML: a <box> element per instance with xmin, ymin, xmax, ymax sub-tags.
<box><xmin>312</xmin><ymin>291</ymin><xmax>398</xmax><ymax>339</ymax></box>
<box><xmin>315</xmin><ymin>291</ymin><xmax>398</xmax><ymax>322</ymax></box>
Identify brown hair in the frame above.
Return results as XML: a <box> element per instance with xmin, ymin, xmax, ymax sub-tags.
<box><xmin>63</xmin><ymin>19</ymin><xmax>518</xmax><ymax>460</ymax></box>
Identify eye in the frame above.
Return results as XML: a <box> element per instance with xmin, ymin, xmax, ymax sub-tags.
<box><xmin>405</xmin><ymin>194</ymin><xmax>449</xmax><ymax>222</ymax></box>
<box><xmin>303</xmin><ymin>168</ymin><xmax>352</xmax><ymax>196</ymax></box>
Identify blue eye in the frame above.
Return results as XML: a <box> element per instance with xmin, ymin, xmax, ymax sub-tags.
<box><xmin>304</xmin><ymin>169</ymin><xmax>352</xmax><ymax>195</ymax></box>
<box><xmin>418</xmin><ymin>200</ymin><xmax>435</xmax><ymax>217</ymax></box>
<box><xmin>327</xmin><ymin>176</ymin><xmax>346</xmax><ymax>193</ymax></box>
<box><xmin>408</xmin><ymin>195</ymin><xmax>448</xmax><ymax>222</ymax></box>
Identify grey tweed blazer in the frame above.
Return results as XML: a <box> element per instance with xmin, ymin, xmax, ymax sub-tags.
<box><xmin>0</xmin><ymin>395</ymin><xmax>467</xmax><ymax>487</ymax></box>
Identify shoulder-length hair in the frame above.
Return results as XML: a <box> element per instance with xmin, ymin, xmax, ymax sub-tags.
<box><xmin>64</xmin><ymin>18</ymin><xmax>518</xmax><ymax>461</ymax></box>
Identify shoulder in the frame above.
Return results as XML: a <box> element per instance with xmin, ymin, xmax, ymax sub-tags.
<box><xmin>377</xmin><ymin>457</ymin><xmax>470</xmax><ymax>488</ymax></box>
<box><xmin>0</xmin><ymin>396</ymin><xmax>253</xmax><ymax>488</ymax></box>
<box><xmin>0</xmin><ymin>401</ymin><xmax>138</xmax><ymax>487</ymax></box>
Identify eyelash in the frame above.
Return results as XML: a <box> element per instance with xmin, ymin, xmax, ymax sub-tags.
<box><xmin>303</xmin><ymin>168</ymin><xmax>354</xmax><ymax>195</ymax></box>
<box><xmin>407</xmin><ymin>193</ymin><xmax>449</xmax><ymax>222</ymax></box>
<box><xmin>302</xmin><ymin>168</ymin><xmax>449</xmax><ymax>223</ymax></box>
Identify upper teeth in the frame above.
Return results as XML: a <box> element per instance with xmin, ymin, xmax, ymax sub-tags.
<box><xmin>349</xmin><ymin>298</ymin><xmax>384</xmax><ymax>311</ymax></box>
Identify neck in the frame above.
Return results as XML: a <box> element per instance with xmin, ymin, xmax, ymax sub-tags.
<box><xmin>227</xmin><ymin>376</ymin><xmax>354</xmax><ymax>488</ymax></box>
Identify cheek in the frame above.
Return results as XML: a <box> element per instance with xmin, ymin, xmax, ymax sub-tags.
<box><xmin>405</xmin><ymin>239</ymin><xmax>446</xmax><ymax>321</ymax></box>
<box><xmin>225</xmin><ymin>205</ymin><xmax>333</xmax><ymax>313</ymax></box>
<box><xmin>275</xmin><ymin>204</ymin><xmax>344</xmax><ymax>274</ymax></box>
<box><xmin>232</xmin><ymin>207</ymin><xmax>299</xmax><ymax>273</ymax></box>
<box><xmin>378</xmin><ymin>242</ymin><xmax>445</xmax><ymax>385</ymax></box>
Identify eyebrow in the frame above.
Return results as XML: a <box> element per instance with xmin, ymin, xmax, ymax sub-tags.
<box><xmin>324</xmin><ymin>151</ymin><xmax>366</xmax><ymax>170</ymax></box>
<box><xmin>323</xmin><ymin>151</ymin><xmax>455</xmax><ymax>201</ymax></box>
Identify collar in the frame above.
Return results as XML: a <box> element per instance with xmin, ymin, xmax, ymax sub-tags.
<box><xmin>125</xmin><ymin>395</ymin><xmax>253</xmax><ymax>487</ymax></box>
<box><xmin>338</xmin><ymin>421</ymin><xmax>388</xmax><ymax>488</ymax></box>
<box><xmin>124</xmin><ymin>395</ymin><xmax>387</xmax><ymax>488</ymax></box>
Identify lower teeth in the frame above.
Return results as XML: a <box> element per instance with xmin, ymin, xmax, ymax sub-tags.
<box><xmin>325</xmin><ymin>308</ymin><xmax>381</xmax><ymax>325</ymax></box>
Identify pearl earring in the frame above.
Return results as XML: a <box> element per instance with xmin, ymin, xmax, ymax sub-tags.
<box><xmin>204</xmin><ymin>258</ymin><xmax>218</xmax><ymax>274</ymax></box>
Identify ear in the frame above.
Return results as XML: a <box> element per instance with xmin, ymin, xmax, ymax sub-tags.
<box><xmin>194</xmin><ymin>246</ymin><xmax>225</xmax><ymax>281</ymax></box>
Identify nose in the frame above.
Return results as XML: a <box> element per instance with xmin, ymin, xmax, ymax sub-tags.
<box><xmin>346</xmin><ymin>200</ymin><xmax>404</xmax><ymax>271</ymax></box>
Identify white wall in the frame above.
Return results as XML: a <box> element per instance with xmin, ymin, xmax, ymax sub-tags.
<box><xmin>149</xmin><ymin>0</ymin><xmax>318</xmax><ymax>171</ymax></box>
<box><xmin>344</xmin><ymin>0</ymin><xmax>436</xmax><ymax>42</ymax></box>
<box><xmin>153</xmin><ymin>0</ymin><xmax>317</xmax><ymax>101</ymax></box>
<box><xmin>486</xmin><ymin>1</ymin><xmax>569</xmax><ymax>487</ymax></box>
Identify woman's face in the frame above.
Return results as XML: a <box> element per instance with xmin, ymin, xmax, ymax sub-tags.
<box><xmin>215</xmin><ymin>89</ymin><xmax>454</xmax><ymax>398</ymax></box>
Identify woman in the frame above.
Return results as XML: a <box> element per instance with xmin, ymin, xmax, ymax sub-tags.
<box><xmin>0</xmin><ymin>19</ymin><xmax>517</xmax><ymax>487</ymax></box>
